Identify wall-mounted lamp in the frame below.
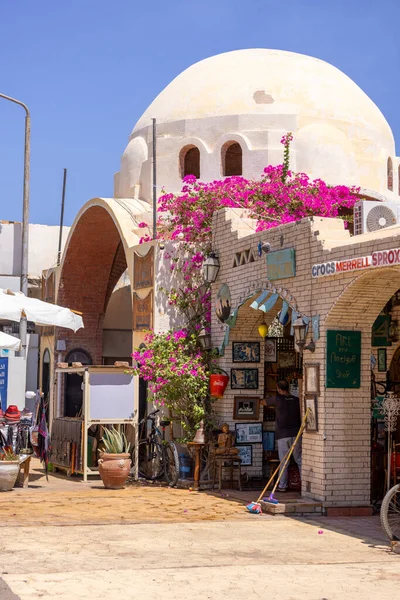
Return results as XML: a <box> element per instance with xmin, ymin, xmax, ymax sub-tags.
<box><xmin>292</xmin><ymin>317</ymin><xmax>315</xmax><ymax>354</ymax></box>
<box><xmin>198</xmin><ymin>329</ymin><xmax>212</xmax><ymax>351</ymax></box>
<box><xmin>202</xmin><ymin>252</ymin><xmax>220</xmax><ymax>283</ymax></box>
<box><xmin>258</xmin><ymin>241</ymin><xmax>271</xmax><ymax>257</ymax></box>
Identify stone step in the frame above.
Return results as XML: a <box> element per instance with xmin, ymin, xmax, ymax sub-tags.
<box><xmin>261</xmin><ymin>497</ymin><xmax>323</xmax><ymax>515</ymax></box>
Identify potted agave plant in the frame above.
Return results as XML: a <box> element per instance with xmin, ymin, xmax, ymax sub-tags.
<box><xmin>0</xmin><ymin>450</ymin><xmax>20</xmax><ymax>492</ymax></box>
<box><xmin>98</xmin><ymin>427</ymin><xmax>131</xmax><ymax>489</ymax></box>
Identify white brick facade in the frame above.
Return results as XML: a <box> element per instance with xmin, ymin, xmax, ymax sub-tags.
<box><xmin>211</xmin><ymin>209</ymin><xmax>400</xmax><ymax>508</ymax></box>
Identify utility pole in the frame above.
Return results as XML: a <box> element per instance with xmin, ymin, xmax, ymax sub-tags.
<box><xmin>0</xmin><ymin>93</ymin><xmax>31</xmax><ymax>358</ymax></box>
<box><xmin>152</xmin><ymin>118</ymin><xmax>157</xmax><ymax>240</ymax></box>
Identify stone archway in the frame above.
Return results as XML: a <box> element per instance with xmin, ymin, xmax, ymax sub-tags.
<box><xmin>56</xmin><ymin>197</ymin><xmax>151</xmax><ymax>365</ymax></box>
<box><xmin>320</xmin><ymin>266</ymin><xmax>400</xmax><ymax>507</ymax></box>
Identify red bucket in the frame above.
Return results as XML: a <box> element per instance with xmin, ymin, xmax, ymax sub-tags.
<box><xmin>209</xmin><ymin>373</ymin><xmax>229</xmax><ymax>398</ymax></box>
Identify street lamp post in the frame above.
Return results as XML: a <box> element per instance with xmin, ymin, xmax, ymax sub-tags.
<box><xmin>0</xmin><ymin>93</ymin><xmax>31</xmax><ymax>358</ymax></box>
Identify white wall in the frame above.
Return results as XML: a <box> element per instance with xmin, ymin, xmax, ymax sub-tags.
<box><xmin>0</xmin><ymin>222</ymin><xmax>70</xmax><ymax>279</ymax></box>
<box><xmin>115</xmin><ymin>112</ymin><xmax>400</xmax><ymax>205</ymax></box>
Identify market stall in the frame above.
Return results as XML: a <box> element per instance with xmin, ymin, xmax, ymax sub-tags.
<box><xmin>53</xmin><ymin>365</ymin><xmax>138</xmax><ymax>481</ymax></box>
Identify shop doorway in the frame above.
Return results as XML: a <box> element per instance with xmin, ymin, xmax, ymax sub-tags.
<box><xmin>64</xmin><ymin>349</ymin><xmax>92</xmax><ymax>417</ymax></box>
<box><xmin>262</xmin><ymin>329</ymin><xmax>302</xmax><ymax>492</ymax></box>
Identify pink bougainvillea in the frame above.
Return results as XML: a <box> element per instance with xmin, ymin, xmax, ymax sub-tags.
<box><xmin>133</xmin><ymin>135</ymin><xmax>359</xmax><ymax>431</ymax></box>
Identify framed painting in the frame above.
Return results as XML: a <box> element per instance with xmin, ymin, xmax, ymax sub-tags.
<box><xmin>235</xmin><ymin>422</ymin><xmax>263</xmax><ymax>444</ymax></box>
<box><xmin>262</xmin><ymin>431</ymin><xmax>275</xmax><ymax>451</ymax></box>
<box><xmin>377</xmin><ymin>348</ymin><xmax>387</xmax><ymax>373</ymax></box>
<box><xmin>304</xmin><ymin>363</ymin><xmax>320</xmax><ymax>395</ymax></box>
<box><xmin>231</xmin><ymin>368</ymin><xmax>259</xmax><ymax>390</ymax></box>
<box><xmin>278</xmin><ymin>351</ymin><xmax>297</xmax><ymax>369</ymax></box>
<box><xmin>232</xmin><ymin>342</ymin><xmax>260</xmax><ymax>363</ymax></box>
<box><xmin>237</xmin><ymin>445</ymin><xmax>252</xmax><ymax>466</ymax></box>
<box><xmin>233</xmin><ymin>396</ymin><xmax>260</xmax><ymax>420</ymax></box>
<box><xmin>264</xmin><ymin>338</ymin><xmax>277</xmax><ymax>363</ymax></box>
<box><xmin>304</xmin><ymin>396</ymin><xmax>318</xmax><ymax>433</ymax></box>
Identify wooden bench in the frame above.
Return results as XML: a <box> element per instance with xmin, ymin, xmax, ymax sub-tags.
<box><xmin>15</xmin><ymin>455</ymin><xmax>32</xmax><ymax>488</ymax></box>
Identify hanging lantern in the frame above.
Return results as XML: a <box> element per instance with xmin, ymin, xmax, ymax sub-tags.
<box><xmin>202</xmin><ymin>252</ymin><xmax>220</xmax><ymax>283</ymax></box>
<box><xmin>258</xmin><ymin>323</ymin><xmax>269</xmax><ymax>339</ymax></box>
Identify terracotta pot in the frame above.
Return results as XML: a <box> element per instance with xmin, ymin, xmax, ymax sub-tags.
<box><xmin>0</xmin><ymin>461</ymin><xmax>20</xmax><ymax>492</ymax></box>
<box><xmin>98</xmin><ymin>453</ymin><xmax>131</xmax><ymax>489</ymax></box>
<box><xmin>209</xmin><ymin>373</ymin><xmax>229</xmax><ymax>398</ymax></box>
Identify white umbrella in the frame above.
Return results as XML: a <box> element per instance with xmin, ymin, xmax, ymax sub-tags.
<box><xmin>0</xmin><ymin>331</ymin><xmax>21</xmax><ymax>351</ymax></box>
<box><xmin>0</xmin><ymin>289</ymin><xmax>84</xmax><ymax>332</ymax></box>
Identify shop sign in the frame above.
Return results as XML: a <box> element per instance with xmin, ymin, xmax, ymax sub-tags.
<box><xmin>312</xmin><ymin>246</ymin><xmax>400</xmax><ymax>278</ymax></box>
<box><xmin>267</xmin><ymin>248</ymin><xmax>296</xmax><ymax>280</ymax></box>
<box><xmin>134</xmin><ymin>247</ymin><xmax>154</xmax><ymax>289</ymax></box>
<box><xmin>371</xmin><ymin>315</ymin><xmax>391</xmax><ymax>347</ymax></box>
<box><xmin>133</xmin><ymin>291</ymin><xmax>153</xmax><ymax>331</ymax></box>
<box><xmin>0</xmin><ymin>357</ymin><xmax>8</xmax><ymax>409</ymax></box>
<box><xmin>326</xmin><ymin>330</ymin><xmax>361</xmax><ymax>389</ymax></box>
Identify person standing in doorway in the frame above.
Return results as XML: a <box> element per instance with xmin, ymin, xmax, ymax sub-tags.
<box><xmin>261</xmin><ymin>379</ymin><xmax>301</xmax><ymax>492</ymax></box>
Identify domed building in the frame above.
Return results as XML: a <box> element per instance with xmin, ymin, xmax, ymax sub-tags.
<box><xmin>44</xmin><ymin>50</ymin><xmax>400</xmax><ymax>513</ymax></box>
<box><xmin>115</xmin><ymin>48</ymin><xmax>398</xmax><ymax>205</ymax></box>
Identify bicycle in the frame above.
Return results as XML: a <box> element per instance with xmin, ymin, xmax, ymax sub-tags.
<box><xmin>135</xmin><ymin>409</ymin><xmax>179</xmax><ymax>487</ymax></box>
<box><xmin>380</xmin><ymin>484</ymin><xmax>400</xmax><ymax>541</ymax></box>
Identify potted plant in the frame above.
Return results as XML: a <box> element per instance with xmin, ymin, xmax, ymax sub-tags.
<box><xmin>0</xmin><ymin>450</ymin><xmax>20</xmax><ymax>492</ymax></box>
<box><xmin>209</xmin><ymin>367</ymin><xmax>229</xmax><ymax>399</ymax></box>
<box><xmin>98</xmin><ymin>427</ymin><xmax>131</xmax><ymax>489</ymax></box>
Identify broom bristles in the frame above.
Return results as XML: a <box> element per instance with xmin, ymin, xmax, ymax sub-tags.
<box><xmin>246</xmin><ymin>501</ymin><xmax>262</xmax><ymax>514</ymax></box>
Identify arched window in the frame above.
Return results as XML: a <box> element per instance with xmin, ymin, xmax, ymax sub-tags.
<box><xmin>388</xmin><ymin>157</ymin><xmax>393</xmax><ymax>191</ymax></box>
<box><xmin>222</xmin><ymin>142</ymin><xmax>242</xmax><ymax>176</ymax></box>
<box><xmin>180</xmin><ymin>146</ymin><xmax>200</xmax><ymax>179</ymax></box>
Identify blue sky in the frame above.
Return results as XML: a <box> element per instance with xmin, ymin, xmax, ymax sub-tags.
<box><xmin>0</xmin><ymin>0</ymin><xmax>399</xmax><ymax>226</ymax></box>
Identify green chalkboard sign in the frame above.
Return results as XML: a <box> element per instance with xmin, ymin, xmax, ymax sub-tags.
<box><xmin>326</xmin><ymin>330</ymin><xmax>361</xmax><ymax>389</ymax></box>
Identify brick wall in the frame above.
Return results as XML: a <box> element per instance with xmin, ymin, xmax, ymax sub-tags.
<box><xmin>211</xmin><ymin>209</ymin><xmax>400</xmax><ymax>507</ymax></box>
<box><xmin>57</xmin><ymin>206</ymin><xmax>128</xmax><ymax>363</ymax></box>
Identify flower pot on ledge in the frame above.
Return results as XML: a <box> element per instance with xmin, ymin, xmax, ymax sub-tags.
<box><xmin>210</xmin><ymin>370</ymin><xmax>229</xmax><ymax>398</ymax></box>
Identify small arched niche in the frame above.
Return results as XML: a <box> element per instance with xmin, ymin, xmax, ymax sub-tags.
<box><xmin>180</xmin><ymin>145</ymin><xmax>200</xmax><ymax>179</ymax></box>
<box><xmin>222</xmin><ymin>141</ymin><xmax>243</xmax><ymax>176</ymax></box>
<box><xmin>388</xmin><ymin>157</ymin><xmax>393</xmax><ymax>191</ymax></box>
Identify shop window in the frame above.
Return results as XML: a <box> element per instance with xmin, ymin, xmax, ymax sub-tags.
<box><xmin>222</xmin><ymin>142</ymin><xmax>242</xmax><ymax>176</ymax></box>
<box><xmin>180</xmin><ymin>146</ymin><xmax>200</xmax><ymax>179</ymax></box>
<box><xmin>388</xmin><ymin>157</ymin><xmax>393</xmax><ymax>191</ymax></box>
<box><xmin>64</xmin><ymin>349</ymin><xmax>92</xmax><ymax>418</ymax></box>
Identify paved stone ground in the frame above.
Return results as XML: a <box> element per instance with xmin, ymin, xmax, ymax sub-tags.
<box><xmin>0</xmin><ymin>461</ymin><xmax>398</xmax><ymax>599</ymax></box>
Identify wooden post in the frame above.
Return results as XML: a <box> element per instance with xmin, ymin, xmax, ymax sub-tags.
<box><xmin>188</xmin><ymin>442</ymin><xmax>205</xmax><ymax>491</ymax></box>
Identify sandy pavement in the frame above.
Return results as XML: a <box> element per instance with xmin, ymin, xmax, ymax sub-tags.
<box><xmin>0</xmin><ymin>462</ymin><xmax>398</xmax><ymax>599</ymax></box>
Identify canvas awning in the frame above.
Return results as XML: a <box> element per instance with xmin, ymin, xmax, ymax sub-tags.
<box><xmin>0</xmin><ymin>289</ymin><xmax>84</xmax><ymax>332</ymax></box>
<box><xmin>0</xmin><ymin>331</ymin><xmax>21</xmax><ymax>351</ymax></box>
<box><xmin>218</xmin><ymin>285</ymin><xmax>319</xmax><ymax>357</ymax></box>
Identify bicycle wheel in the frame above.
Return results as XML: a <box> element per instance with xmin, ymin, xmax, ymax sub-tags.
<box><xmin>137</xmin><ymin>439</ymin><xmax>164</xmax><ymax>480</ymax></box>
<box><xmin>164</xmin><ymin>441</ymin><xmax>179</xmax><ymax>487</ymax></box>
<box><xmin>380</xmin><ymin>484</ymin><xmax>400</xmax><ymax>541</ymax></box>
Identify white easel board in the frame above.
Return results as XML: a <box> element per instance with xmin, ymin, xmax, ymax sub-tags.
<box><xmin>89</xmin><ymin>372</ymin><xmax>135</xmax><ymax>420</ymax></box>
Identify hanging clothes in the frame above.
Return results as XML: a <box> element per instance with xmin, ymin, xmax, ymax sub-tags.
<box><xmin>38</xmin><ymin>392</ymin><xmax>51</xmax><ymax>480</ymax></box>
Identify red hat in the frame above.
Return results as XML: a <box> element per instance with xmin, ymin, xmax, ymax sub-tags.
<box><xmin>5</xmin><ymin>406</ymin><xmax>20</xmax><ymax>419</ymax></box>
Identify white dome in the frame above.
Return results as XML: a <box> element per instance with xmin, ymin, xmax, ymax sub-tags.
<box><xmin>133</xmin><ymin>49</ymin><xmax>393</xmax><ymax>143</ymax></box>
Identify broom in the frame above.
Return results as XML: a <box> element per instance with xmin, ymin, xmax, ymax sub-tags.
<box><xmin>246</xmin><ymin>409</ymin><xmax>310</xmax><ymax>514</ymax></box>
